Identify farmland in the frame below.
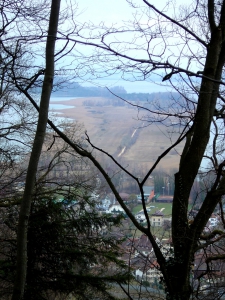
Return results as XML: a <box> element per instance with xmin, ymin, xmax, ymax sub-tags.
<box><xmin>51</xmin><ymin>97</ymin><xmax>184</xmax><ymax>172</ymax></box>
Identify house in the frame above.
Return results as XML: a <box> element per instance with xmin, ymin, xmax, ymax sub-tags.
<box><xmin>119</xmin><ymin>235</ymin><xmax>173</xmax><ymax>285</ymax></box>
<box><xmin>96</xmin><ymin>197</ymin><xmax>111</xmax><ymax>211</ymax></box>
<box><xmin>150</xmin><ymin>211</ymin><xmax>164</xmax><ymax>227</ymax></box>
<box><xmin>119</xmin><ymin>192</ymin><xmax>130</xmax><ymax>203</ymax></box>
<box><xmin>132</xmin><ymin>255</ymin><xmax>161</xmax><ymax>283</ymax></box>
<box><xmin>135</xmin><ymin>212</ymin><xmax>147</xmax><ymax>223</ymax></box>
<box><xmin>208</xmin><ymin>214</ymin><xmax>219</xmax><ymax>227</ymax></box>
<box><xmin>135</xmin><ymin>234</ymin><xmax>153</xmax><ymax>256</ymax></box>
<box><xmin>155</xmin><ymin>196</ymin><xmax>173</xmax><ymax>203</ymax></box>
<box><xmin>193</xmin><ymin>249</ymin><xmax>225</xmax><ymax>285</ymax></box>
<box><xmin>107</xmin><ymin>204</ymin><xmax>125</xmax><ymax>214</ymax></box>
<box><xmin>204</xmin><ymin>214</ymin><xmax>220</xmax><ymax>231</ymax></box>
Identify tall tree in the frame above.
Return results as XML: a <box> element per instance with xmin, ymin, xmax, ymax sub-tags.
<box><xmin>11</xmin><ymin>1</ymin><xmax>61</xmax><ymax>299</ymax></box>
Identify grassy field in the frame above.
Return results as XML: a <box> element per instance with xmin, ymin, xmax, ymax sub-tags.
<box><xmin>132</xmin><ymin>204</ymin><xmax>144</xmax><ymax>214</ymax></box>
<box><xmin>51</xmin><ymin>97</ymin><xmax>184</xmax><ymax>171</ymax></box>
<box><xmin>132</xmin><ymin>203</ymin><xmax>173</xmax><ymax>216</ymax></box>
<box><xmin>132</xmin><ymin>202</ymin><xmax>192</xmax><ymax>219</ymax></box>
<box><xmin>148</xmin><ymin>203</ymin><xmax>173</xmax><ymax>216</ymax></box>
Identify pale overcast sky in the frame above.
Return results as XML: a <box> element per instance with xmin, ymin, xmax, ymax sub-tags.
<box><xmin>65</xmin><ymin>0</ymin><xmax>192</xmax><ymax>93</ymax></box>
<box><xmin>76</xmin><ymin>0</ymin><xmax>133</xmax><ymax>24</ymax></box>
<box><xmin>75</xmin><ymin>0</ymin><xmax>187</xmax><ymax>24</ymax></box>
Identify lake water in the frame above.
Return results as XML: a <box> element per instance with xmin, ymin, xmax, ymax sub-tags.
<box><xmin>50</xmin><ymin>96</ymin><xmax>79</xmax><ymax>102</ymax></box>
<box><xmin>50</xmin><ymin>103</ymin><xmax>74</xmax><ymax>110</ymax></box>
<box><xmin>50</xmin><ymin>97</ymin><xmax>78</xmax><ymax>110</ymax></box>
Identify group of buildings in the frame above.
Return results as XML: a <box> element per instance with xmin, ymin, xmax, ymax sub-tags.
<box><xmin>117</xmin><ymin>233</ymin><xmax>225</xmax><ymax>296</ymax></box>
<box><xmin>93</xmin><ymin>185</ymin><xmax>225</xmax><ymax>296</ymax></box>
<box><xmin>95</xmin><ymin>185</ymin><xmax>173</xmax><ymax>228</ymax></box>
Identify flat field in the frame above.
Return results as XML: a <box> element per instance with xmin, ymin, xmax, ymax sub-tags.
<box><xmin>133</xmin><ymin>203</ymin><xmax>173</xmax><ymax>217</ymax></box>
<box><xmin>51</xmin><ymin>97</ymin><xmax>184</xmax><ymax>171</ymax></box>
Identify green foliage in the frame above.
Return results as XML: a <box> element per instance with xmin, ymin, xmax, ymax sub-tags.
<box><xmin>0</xmin><ymin>197</ymin><xmax>131</xmax><ymax>300</ymax></box>
<box><xmin>128</xmin><ymin>194</ymin><xmax>137</xmax><ymax>202</ymax></box>
<box><xmin>153</xmin><ymin>172</ymin><xmax>175</xmax><ymax>196</ymax></box>
<box><xmin>142</xmin><ymin>281</ymin><xmax>150</xmax><ymax>287</ymax></box>
<box><xmin>154</xmin><ymin>174</ymin><xmax>165</xmax><ymax>195</ymax></box>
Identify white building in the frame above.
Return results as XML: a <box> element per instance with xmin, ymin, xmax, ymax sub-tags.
<box><xmin>107</xmin><ymin>204</ymin><xmax>125</xmax><ymax>214</ymax></box>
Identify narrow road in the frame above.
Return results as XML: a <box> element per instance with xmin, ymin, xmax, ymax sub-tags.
<box><xmin>118</xmin><ymin>146</ymin><xmax>126</xmax><ymax>157</ymax></box>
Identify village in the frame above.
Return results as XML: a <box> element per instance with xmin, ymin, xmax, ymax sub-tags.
<box><xmin>92</xmin><ymin>184</ymin><xmax>225</xmax><ymax>297</ymax></box>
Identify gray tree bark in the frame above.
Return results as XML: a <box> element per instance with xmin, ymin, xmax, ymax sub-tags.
<box><xmin>11</xmin><ymin>1</ymin><xmax>61</xmax><ymax>299</ymax></box>
<box><xmin>170</xmin><ymin>3</ymin><xmax>225</xmax><ymax>297</ymax></box>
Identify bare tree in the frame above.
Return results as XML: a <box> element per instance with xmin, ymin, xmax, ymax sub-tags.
<box><xmin>11</xmin><ymin>1</ymin><xmax>61</xmax><ymax>299</ymax></box>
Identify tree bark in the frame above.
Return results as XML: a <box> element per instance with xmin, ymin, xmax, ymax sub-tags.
<box><xmin>11</xmin><ymin>1</ymin><xmax>61</xmax><ymax>299</ymax></box>
<box><xmin>169</xmin><ymin>6</ymin><xmax>225</xmax><ymax>298</ymax></box>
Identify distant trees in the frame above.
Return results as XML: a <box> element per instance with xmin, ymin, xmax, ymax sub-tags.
<box><xmin>0</xmin><ymin>0</ymin><xmax>38</xmax><ymax>204</ymax></box>
<box><xmin>83</xmin><ymin>98</ymin><xmax>126</xmax><ymax>107</ymax></box>
<box><xmin>153</xmin><ymin>174</ymin><xmax>165</xmax><ymax>196</ymax></box>
<box><xmin>153</xmin><ymin>171</ymin><xmax>175</xmax><ymax>196</ymax></box>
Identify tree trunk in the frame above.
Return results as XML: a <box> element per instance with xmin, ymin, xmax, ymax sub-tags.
<box><xmin>11</xmin><ymin>1</ymin><xmax>61</xmax><ymax>299</ymax></box>
<box><xmin>169</xmin><ymin>20</ymin><xmax>225</xmax><ymax>300</ymax></box>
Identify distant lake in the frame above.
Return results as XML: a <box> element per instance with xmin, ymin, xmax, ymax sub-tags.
<box><xmin>50</xmin><ymin>97</ymin><xmax>78</xmax><ymax>110</ymax></box>
<box><xmin>50</xmin><ymin>104</ymin><xmax>74</xmax><ymax>110</ymax></box>
<box><xmin>50</xmin><ymin>96</ymin><xmax>79</xmax><ymax>102</ymax></box>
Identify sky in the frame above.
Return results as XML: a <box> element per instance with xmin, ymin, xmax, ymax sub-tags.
<box><xmin>66</xmin><ymin>0</ymin><xmax>189</xmax><ymax>93</ymax></box>
<box><xmin>76</xmin><ymin>0</ymin><xmax>134</xmax><ymax>24</ymax></box>
<box><xmin>75</xmin><ymin>0</ymin><xmax>187</xmax><ymax>24</ymax></box>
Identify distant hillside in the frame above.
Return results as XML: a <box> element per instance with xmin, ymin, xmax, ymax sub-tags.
<box><xmin>50</xmin><ymin>97</ymin><xmax>184</xmax><ymax>172</ymax></box>
<box><xmin>51</xmin><ymin>80</ymin><xmax>181</xmax><ymax>103</ymax></box>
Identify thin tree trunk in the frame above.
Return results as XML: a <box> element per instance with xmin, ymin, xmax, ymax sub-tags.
<box><xmin>11</xmin><ymin>1</ymin><xmax>61</xmax><ymax>299</ymax></box>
